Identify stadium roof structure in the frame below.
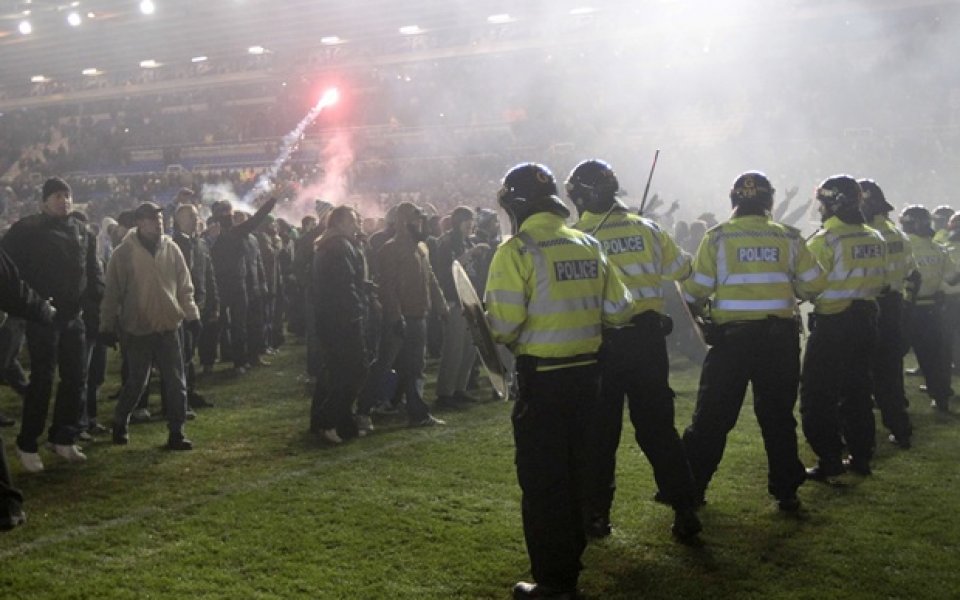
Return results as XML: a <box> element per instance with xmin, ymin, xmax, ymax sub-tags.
<box><xmin>0</xmin><ymin>0</ymin><xmax>954</xmax><ymax>88</ymax></box>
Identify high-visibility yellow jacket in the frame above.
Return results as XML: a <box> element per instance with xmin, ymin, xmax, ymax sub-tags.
<box><xmin>682</xmin><ymin>214</ymin><xmax>826</xmax><ymax>324</ymax></box>
<box><xmin>870</xmin><ymin>215</ymin><xmax>915</xmax><ymax>294</ymax></box>
<box><xmin>934</xmin><ymin>228</ymin><xmax>950</xmax><ymax>245</ymax></box>
<box><xmin>484</xmin><ymin>212</ymin><xmax>634</xmax><ymax>368</ymax></box>
<box><xmin>807</xmin><ymin>216</ymin><xmax>887</xmax><ymax>315</ymax></box>
<box><xmin>575</xmin><ymin>209</ymin><xmax>690</xmax><ymax>315</ymax></box>
<box><xmin>942</xmin><ymin>235</ymin><xmax>960</xmax><ymax>297</ymax></box>
<box><xmin>909</xmin><ymin>233</ymin><xmax>958</xmax><ymax>305</ymax></box>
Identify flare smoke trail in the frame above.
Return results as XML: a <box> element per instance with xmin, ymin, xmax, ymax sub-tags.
<box><xmin>241</xmin><ymin>87</ymin><xmax>340</xmax><ymax>205</ymax></box>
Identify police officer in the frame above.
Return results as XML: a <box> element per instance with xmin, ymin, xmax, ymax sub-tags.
<box><xmin>565</xmin><ymin>159</ymin><xmax>700</xmax><ymax>541</ymax></box>
<box><xmin>900</xmin><ymin>205</ymin><xmax>959</xmax><ymax>413</ymax></box>
<box><xmin>859</xmin><ymin>179</ymin><xmax>915</xmax><ymax>448</ymax></box>
<box><xmin>802</xmin><ymin>175</ymin><xmax>886</xmax><ymax>479</ymax></box>
<box><xmin>932</xmin><ymin>205</ymin><xmax>954</xmax><ymax>244</ymax></box>
<box><xmin>485</xmin><ymin>163</ymin><xmax>633</xmax><ymax>600</ymax></box>
<box><xmin>941</xmin><ymin>214</ymin><xmax>960</xmax><ymax>378</ymax></box>
<box><xmin>682</xmin><ymin>171</ymin><xmax>826</xmax><ymax>511</ymax></box>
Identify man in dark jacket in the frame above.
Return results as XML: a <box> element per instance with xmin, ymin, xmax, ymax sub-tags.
<box><xmin>209</xmin><ymin>196</ymin><xmax>277</xmax><ymax>374</ymax></box>
<box><xmin>2</xmin><ymin>177</ymin><xmax>103</xmax><ymax>472</ymax></box>
<box><xmin>310</xmin><ymin>206</ymin><xmax>371</xmax><ymax>442</ymax></box>
<box><xmin>173</xmin><ymin>203</ymin><xmax>218</xmax><ymax>408</ymax></box>
<box><xmin>0</xmin><ymin>245</ymin><xmax>56</xmax><ymax>530</ymax></box>
<box><xmin>430</xmin><ymin>206</ymin><xmax>478</xmax><ymax>407</ymax></box>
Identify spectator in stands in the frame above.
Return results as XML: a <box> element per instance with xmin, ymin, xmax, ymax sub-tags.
<box><xmin>310</xmin><ymin>206</ymin><xmax>372</xmax><ymax>442</ymax></box>
<box><xmin>431</xmin><ymin>206</ymin><xmax>479</xmax><ymax>408</ymax></box>
<box><xmin>2</xmin><ymin>177</ymin><xmax>103</xmax><ymax>472</ymax></box>
<box><xmin>100</xmin><ymin>202</ymin><xmax>200</xmax><ymax>450</ymax></box>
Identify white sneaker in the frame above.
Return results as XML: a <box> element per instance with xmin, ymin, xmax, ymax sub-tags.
<box><xmin>356</xmin><ymin>415</ymin><xmax>374</xmax><ymax>436</ymax></box>
<box><xmin>16</xmin><ymin>447</ymin><xmax>44</xmax><ymax>473</ymax></box>
<box><xmin>49</xmin><ymin>443</ymin><xmax>88</xmax><ymax>463</ymax></box>
<box><xmin>321</xmin><ymin>429</ymin><xmax>343</xmax><ymax>444</ymax></box>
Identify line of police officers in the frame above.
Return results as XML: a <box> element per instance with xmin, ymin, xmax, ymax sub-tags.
<box><xmin>483</xmin><ymin>162</ymin><xmax>954</xmax><ymax>599</ymax></box>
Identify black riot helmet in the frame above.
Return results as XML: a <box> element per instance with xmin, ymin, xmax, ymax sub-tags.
<box><xmin>857</xmin><ymin>178</ymin><xmax>894</xmax><ymax>221</ymax></box>
<box><xmin>497</xmin><ymin>163</ymin><xmax>570</xmax><ymax>234</ymax></box>
<box><xmin>900</xmin><ymin>204</ymin><xmax>934</xmax><ymax>237</ymax></box>
<box><xmin>815</xmin><ymin>174</ymin><xmax>864</xmax><ymax>223</ymax></box>
<box><xmin>564</xmin><ymin>159</ymin><xmax>621</xmax><ymax>217</ymax></box>
<box><xmin>933</xmin><ymin>205</ymin><xmax>954</xmax><ymax>230</ymax></box>
<box><xmin>729</xmin><ymin>171</ymin><xmax>774</xmax><ymax>214</ymax></box>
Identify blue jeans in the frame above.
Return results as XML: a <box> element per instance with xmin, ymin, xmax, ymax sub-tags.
<box><xmin>114</xmin><ymin>330</ymin><xmax>187</xmax><ymax>437</ymax></box>
<box><xmin>359</xmin><ymin>316</ymin><xmax>430</xmax><ymax>422</ymax></box>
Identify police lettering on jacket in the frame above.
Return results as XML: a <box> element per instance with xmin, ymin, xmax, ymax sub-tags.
<box><xmin>737</xmin><ymin>247</ymin><xmax>779</xmax><ymax>262</ymax></box>
<box><xmin>601</xmin><ymin>235</ymin><xmax>645</xmax><ymax>256</ymax></box>
<box><xmin>554</xmin><ymin>259</ymin><xmax>599</xmax><ymax>281</ymax></box>
<box><xmin>852</xmin><ymin>244</ymin><xmax>883</xmax><ymax>259</ymax></box>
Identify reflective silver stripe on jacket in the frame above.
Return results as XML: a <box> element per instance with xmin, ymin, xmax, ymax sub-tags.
<box><xmin>712</xmin><ymin>298</ymin><xmax>796</xmax><ymax>311</ymax></box>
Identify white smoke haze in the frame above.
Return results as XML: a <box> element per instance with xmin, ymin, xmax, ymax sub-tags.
<box><xmin>355</xmin><ymin>0</ymin><xmax>958</xmax><ymax>234</ymax></box>
<box><xmin>276</xmin><ymin>130</ymin><xmax>359</xmax><ymax>222</ymax></box>
<box><xmin>200</xmin><ymin>182</ymin><xmax>255</xmax><ymax>214</ymax></box>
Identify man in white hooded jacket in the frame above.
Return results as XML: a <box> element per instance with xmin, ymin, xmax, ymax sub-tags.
<box><xmin>100</xmin><ymin>202</ymin><xmax>201</xmax><ymax>450</ymax></box>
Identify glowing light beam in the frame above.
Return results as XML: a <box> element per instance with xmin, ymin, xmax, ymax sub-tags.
<box><xmin>241</xmin><ymin>87</ymin><xmax>341</xmax><ymax>204</ymax></box>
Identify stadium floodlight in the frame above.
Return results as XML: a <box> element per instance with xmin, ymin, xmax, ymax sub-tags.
<box><xmin>191</xmin><ymin>55</ymin><xmax>208</xmax><ymax>63</ymax></box>
<box><xmin>67</xmin><ymin>12</ymin><xmax>82</xmax><ymax>27</ymax></box>
<box><xmin>399</xmin><ymin>25</ymin><xmax>423</xmax><ymax>35</ymax></box>
<box><xmin>320</xmin><ymin>36</ymin><xmax>342</xmax><ymax>45</ymax></box>
<box><xmin>140</xmin><ymin>0</ymin><xmax>156</xmax><ymax>15</ymax></box>
<box><xmin>569</xmin><ymin>7</ymin><xmax>597</xmax><ymax>15</ymax></box>
<box><xmin>487</xmin><ymin>14</ymin><xmax>515</xmax><ymax>24</ymax></box>
<box><xmin>140</xmin><ymin>59</ymin><xmax>161</xmax><ymax>68</ymax></box>
<box><xmin>87</xmin><ymin>11</ymin><xmax>96</xmax><ymax>18</ymax></box>
<box><xmin>82</xmin><ymin>68</ymin><xmax>102</xmax><ymax>76</ymax></box>
<box><xmin>71</xmin><ymin>1</ymin><xmax>80</xmax><ymax>6</ymax></box>
<box><xmin>30</xmin><ymin>75</ymin><xmax>50</xmax><ymax>83</ymax></box>
<box><xmin>248</xmin><ymin>45</ymin><xmax>266</xmax><ymax>55</ymax></box>
<box><xmin>18</xmin><ymin>20</ymin><xmax>32</xmax><ymax>35</ymax></box>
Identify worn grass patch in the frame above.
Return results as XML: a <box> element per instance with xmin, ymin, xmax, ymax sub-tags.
<box><xmin>0</xmin><ymin>345</ymin><xmax>958</xmax><ymax>599</ymax></box>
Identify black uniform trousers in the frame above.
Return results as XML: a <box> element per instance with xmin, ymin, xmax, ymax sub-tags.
<box><xmin>683</xmin><ymin>318</ymin><xmax>806</xmax><ymax>501</ymax></box>
<box><xmin>18</xmin><ymin>316</ymin><xmax>86</xmax><ymax>452</ymax></box>
<box><xmin>871</xmin><ymin>293</ymin><xmax>912</xmax><ymax>439</ymax></box>
<box><xmin>0</xmin><ymin>437</ymin><xmax>24</xmax><ymax>521</ymax></box>
<box><xmin>311</xmin><ymin>334</ymin><xmax>368</xmax><ymax>437</ymax></box>
<box><xmin>906</xmin><ymin>302</ymin><xmax>952</xmax><ymax>404</ymax></box>
<box><xmin>942</xmin><ymin>295</ymin><xmax>960</xmax><ymax>375</ymax></box>
<box><xmin>800</xmin><ymin>302</ymin><xmax>878</xmax><ymax>467</ymax></box>
<box><xmin>585</xmin><ymin>311</ymin><xmax>696</xmax><ymax>524</ymax></box>
<box><xmin>512</xmin><ymin>358</ymin><xmax>599</xmax><ymax>592</ymax></box>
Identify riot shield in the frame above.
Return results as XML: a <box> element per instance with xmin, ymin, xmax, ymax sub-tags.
<box><xmin>452</xmin><ymin>260</ymin><xmax>510</xmax><ymax>400</ymax></box>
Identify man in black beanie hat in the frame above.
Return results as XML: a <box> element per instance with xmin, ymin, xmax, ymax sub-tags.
<box><xmin>1</xmin><ymin>177</ymin><xmax>103</xmax><ymax>472</ymax></box>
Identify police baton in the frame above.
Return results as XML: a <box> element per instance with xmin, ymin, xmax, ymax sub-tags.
<box><xmin>637</xmin><ymin>149</ymin><xmax>660</xmax><ymax>217</ymax></box>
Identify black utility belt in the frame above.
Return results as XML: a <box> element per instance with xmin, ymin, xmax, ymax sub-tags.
<box><xmin>516</xmin><ymin>353</ymin><xmax>597</xmax><ymax>370</ymax></box>
<box><xmin>718</xmin><ymin>317</ymin><xmax>797</xmax><ymax>334</ymax></box>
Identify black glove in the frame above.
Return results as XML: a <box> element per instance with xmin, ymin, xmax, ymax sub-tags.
<box><xmin>185</xmin><ymin>319</ymin><xmax>202</xmax><ymax>338</ymax></box>
<box><xmin>100</xmin><ymin>330</ymin><xmax>119</xmax><ymax>350</ymax></box>
<box><xmin>38</xmin><ymin>300</ymin><xmax>57</xmax><ymax>325</ymax></box>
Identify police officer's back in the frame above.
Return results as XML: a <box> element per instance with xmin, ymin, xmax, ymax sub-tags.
<box><xmin>484</xmin><ymin>163</ymin><xmax>633</xmax><ymax>599</ymax></box>
<box><xmin>566</xmin><ymin>159</ymin><xmax>701</xmax><ymax>541</ymax></box>
<box><xmin>682</xmin><ymin>171</ymin><xmax>826</xmax><ymax>511</ymax></box>
<box><xmin>801</xmin><ymin>175</ymin><xmax>886</xmax><ymax>479</ymax></box>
